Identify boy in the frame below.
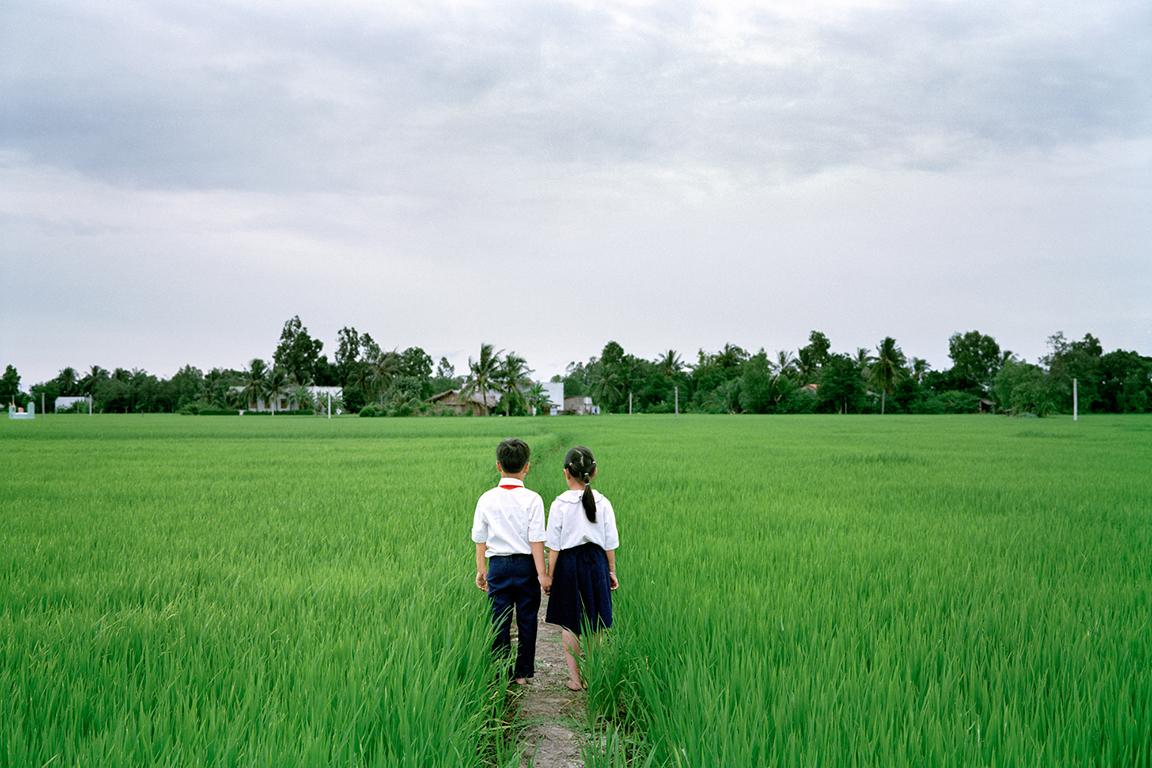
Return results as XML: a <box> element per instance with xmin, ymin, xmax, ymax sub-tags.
<box><xmin>471</xmin><ymin>438</ymin><xmax>550</xmax><ymax>683</ymax></box>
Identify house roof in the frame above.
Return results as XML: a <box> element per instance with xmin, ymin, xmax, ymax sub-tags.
<box><xmin>429</xmin><ymin>389</ymin><xmax>499</xmax><ymax>407</ymax></box>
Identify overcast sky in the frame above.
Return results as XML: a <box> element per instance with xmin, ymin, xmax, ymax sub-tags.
<box><xmin>2</xmin><ymin>0</ymin><xmax>1150</xmax><ymax>386</ymax></box>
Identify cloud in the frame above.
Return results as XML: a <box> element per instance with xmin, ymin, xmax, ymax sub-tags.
<box><xmin>3</xmin><ymin>0</ymin><xmax>1148</xmax><ymax>197</ymax></box>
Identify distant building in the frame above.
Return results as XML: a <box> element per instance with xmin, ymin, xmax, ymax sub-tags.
<box><xmin>563</xmin><ymin>395</ymin><xmax>600</xmax><ymax>415</ymax></box>
<box><xmin>231</xmin><ymin>385</ymin><xmax>342</xmax><ymax>413</ymax></box>
<box><xmin>543</xmin><ymin>382</ymin><xmax>565</xmax><ymax>415</ymax></box>
<box><xmin>429</xmin><ymin>389</ymin><xmax>500</xmax><ymax>416</ymax></box>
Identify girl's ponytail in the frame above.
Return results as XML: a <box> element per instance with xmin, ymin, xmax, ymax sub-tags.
<box><xmin>564</xmin><ymin>446</ymin><xmax>598</xmax><ymax>523</ymax></box>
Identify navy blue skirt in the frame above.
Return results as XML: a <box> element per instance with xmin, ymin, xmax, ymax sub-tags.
<box><xmin>546</xmin><ymin>542</ymin><xmax>613</xmax><ymax>636</ymax></box>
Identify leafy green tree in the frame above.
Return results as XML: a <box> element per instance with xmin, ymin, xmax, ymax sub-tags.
<box><xmin>94</xmin><ymin>376</ymin><xmax>131</xmax><ymax>413</ymax></box>
<box><xmin>994</xmin><ymin>360</ymin><xmax>1055</xmax><ymax>416</ymax></box>
<box><xmin>463</xmin><ymin>343</ymin><xmax>503</xmax><ymax>415</ymax></box>
<box><xmin>273</xmin><ymin>316</ymin><xmax>323</xmax><ymax>385</ymax></box>
<box><xmin>334</xmin><ymin>327</ymin><xmax>362</xmax><ymax>387</ymax></box>
<box><xmin>870</xmin><ymin>337</ymin><xmax>906</xmax><ymax>415</ymax></box>
<box><xmin>689</xmin><ymin>346</ymin><xmax>747</xmax><ymax>412</ymax></box>
<box><xmin>819</xmin><ymin>353</ymin><xmax>866</xmax><ymax>414</ymax></box>
<box><xmin>592</xmin><ymin>341</ymin><xmax>629</xmax><ymax>412</ymax></box>
<box><xmin>797</xmin><ymin>331</ymin><xmax>831</xmax><ymax>383</ymax></box>
<box><xmin>1097</xmin><ymin>350</ymin><xmax>1152</xmax><ymax>413</ymax></box>
<box><xmin>312</xmin><ymin>355</ymin><xmax>339</xmax><ymax>387</ymax></box>
<box><xmin>169</xmin><ymin>365</ymin><xmax>205</xmax><ymax>411</ymax></box>
<box><xmin>1043</xmin><ymin>332</ymin><xmax>1104</xmax><ymax>413</ymax></box>
<box><xmin>0</xmin><ymin>364</ymin><xmax>21</xmax><ymax>405</ymax></box>
<box><xmin>560</xmin><ymin>362</ymin><xmax>592</xmax><ymax>398</ymax></box>
<box><xmin>739</xmin><ymin>351</ymin><xmax>774</xmax><ymax>414</ymax></box>
<box><xmin>398</xmin><ymin>347</ymin><xmax>434</xmax><ymax>398</ymax></box>
<box><xmin>947</xmin><ymin>331</ymin><xmax>1002</xmax><ymax>395</ymax></box>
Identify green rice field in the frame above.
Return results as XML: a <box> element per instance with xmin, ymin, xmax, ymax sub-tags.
<box><xmin>2</xmin><ymin>415</ymin><xmax>1150</xmax><ymax>766</ymax></box>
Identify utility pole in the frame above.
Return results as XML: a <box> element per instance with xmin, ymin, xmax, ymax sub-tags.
<box><xmin>1073</xmin><ymin>378</ymin><xmax>1078</xmax><ymax>421</ymax></box>
<box><xmin>628</xmin><ymin>391</ymin><xmax>633</xmax><ymax>415</ymax></box>
<box><xmin>674</xmin><ymin>385</ymin><xmax>679</xmax><ymax>416</ymax></box>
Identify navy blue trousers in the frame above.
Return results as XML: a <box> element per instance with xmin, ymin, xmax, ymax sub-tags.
<box><xmin>487</xmin><ymin>554</ymin><xmax>540</xmax><ymax>680</ymax></box>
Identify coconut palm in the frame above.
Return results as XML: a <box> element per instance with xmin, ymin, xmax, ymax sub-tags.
<box><xmin>773</xmin><ymin>350</ymin><xmax>797</xmax><ymax>380</ymax></box>
<box><xmin>80</xmin><ymin>365</ymin><xmax>109</xmax><ymax>396</ymax></box>
<box><xmin>657</xmin><ymin>349</ymin><xmax>684</xmax><ymax>377</ymax></box>
<box><xmin>870</xmin><ymin>337</ymin><xmax>906</xmax><ymax>415</ymax></box>
<box><xmin>497</xmin><ymin>353</ymin><xmax>533</xmax><ymax>416</ymax></box>
<box><xmin>525</xmin><ymin>381</ymin><xmax>550</xmax><ymax>415</ymax></box>
<box><xmin>263</xmin><ymin>366</ymin><xmax>290</xmax><ymax>415</ymax></box>
<box><xmin>367</xmin><ymin>349</ymin><xmax>401</xmax><ymax>403</ymax></box>
<box><xmin>909</xmin><ymin>357</ymin><xmax>929</xmax><ymax>385</ymax></box>
<box><xmin>57</xmin><ymin>367</ymin><xmax>79</xmax><ymax>395</ymax></box>
<box><xmin>240</xmin><ymin>359</ymin><xmax>268</xmax><ymax>410</ymax></box>
<box><xmin>463</xmin><ymin>343</ymin><xmax>503</xmax><ymax>415</ymax></box>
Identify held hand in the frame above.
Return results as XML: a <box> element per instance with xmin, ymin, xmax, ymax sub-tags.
<box><xmin>609</xmin><ymin>571</ymin><xmax>619</xmax><ymax>591</ymax></box>
<box><xmin>475</xmin><ymin>571</ymin><xmax>488</xmax><ymax>591</ymax></box>
<box><xmin>539</xmin><ymin>574</ymin><xmax>552</xmax><ymax>594</ymax></box>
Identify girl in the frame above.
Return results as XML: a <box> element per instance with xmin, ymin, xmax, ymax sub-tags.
<box><xmin>544</xmin><ymin>445</ymin><xmax>619</xmax><ymax>691</ymax></box>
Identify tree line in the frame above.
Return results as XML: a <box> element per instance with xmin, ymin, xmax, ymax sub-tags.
<box><xmin>3</xmin><ymin>317</ymin><xmax>1149</xmax><ymax>416</ymax></box>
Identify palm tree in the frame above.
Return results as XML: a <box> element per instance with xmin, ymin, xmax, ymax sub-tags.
<box><xmin>240</xmin><ymin>359</ymin><xmax>268</xmax><ymax>411</ymax></box>
<box><xmin>870</xmin><ymin>337</ymin><xmax>906</xmax><ymax>415</ymax></box>
<box><xmin>657</xmin><ymin>349</ymin><xmax>683</xmax><ymax>377</ymax></box>
<box><xmin>57</xmin><ymin>367</ymin><xmax>79</xmax><ymax>395</ymax></box>
<box><xmin>590</xmin><ymin>361</ymin><xmax>625</xmax><ymax>412</ymax></box>
<box><xmin>264</xmin><ymin>366</ymin><xmax>290</xmax><ymax>415</ymax></box>
<box><xmin>80</xmin><ymin>365</ymin><xmax>109</xmax><ymax>396</ymax></box>
<box><xmin>367</xmin><ymin>349</ymin><xmax>401</xmax><ymax>403</ymax></box>
<box><xmin>525</xmin><ymin>381</ymin><xmax>550</xmax><ymax>415</ymax></box>
<box><xmin>463</xmin><ymin>343</ymin><xmax>503</xmax><ymax>415</ymax></box>
<box><xmin>773</xmin><ymin>350</ymin><xmax>797</xmax><ymax>380</ymax></box>
<box><xmin>909</xmin><ymin>357</ymin><xmax>929</xmax><ymax>386</ymax></box>
<box><xmin>497</xmin><ymin>353</ymin><xmax>533</xmax><ymax>416</ymax></box>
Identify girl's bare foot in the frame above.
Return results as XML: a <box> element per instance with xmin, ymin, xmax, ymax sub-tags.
<box><xmin>565</xmin><ymin>680</ymin><xmax>583</xmax><ymax>691</ymax></box>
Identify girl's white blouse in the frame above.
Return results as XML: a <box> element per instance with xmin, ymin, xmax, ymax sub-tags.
<box><xmin>545</xmin><ymin>489</ymin><xmax>619</xmax><ymax>551</ymax></box>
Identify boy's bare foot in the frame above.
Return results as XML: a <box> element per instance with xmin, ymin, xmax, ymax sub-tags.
<box><xmin>514</xmin><ymin>677</ymin><xmax>529</xmax><ymax>685</ymax></box>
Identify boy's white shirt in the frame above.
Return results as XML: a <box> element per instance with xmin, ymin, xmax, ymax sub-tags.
<box><xmin>471</xmin><ymin>478</ymin><xmax>546</xmax><ymax>558</ymax></box>
<box><xmin>545</xmin><ymin>489</ymin><xmax>619</xmax><ymax>551</ymax></box>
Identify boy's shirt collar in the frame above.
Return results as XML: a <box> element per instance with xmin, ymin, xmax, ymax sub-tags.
<box><xmin>498</xmin><ymin>477</ymin><xmax>525</xmax><ymax>490</ymax></box>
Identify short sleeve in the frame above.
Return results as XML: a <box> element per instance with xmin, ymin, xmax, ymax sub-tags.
<box><xmin>545</xmin><ymin>499</ymin><xmax>563</xmax><ymax>550</ymax></box>
<box><xmin>528</xmin><ymin>494</ymin><xmax>546</xmax><ymax>542</ymax></box>
<box><xmin>602</xmin><ymin>497</ymin><xmax>619</xmax><ymax>550</ymax></box>
<box><xmin>470</xmin><ymin>497</ymin><xmax>488</xmax><ymax>544</ymax></box>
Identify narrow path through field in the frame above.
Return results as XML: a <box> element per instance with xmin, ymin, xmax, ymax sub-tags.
<box><xmin>515</xmin><ymin>595</ymin><xmax>586</xmax><ymax>767</ymax></box>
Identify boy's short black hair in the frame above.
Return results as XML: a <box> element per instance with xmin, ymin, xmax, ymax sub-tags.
<box><xmin>497</xmin><ymin>438</ymin><xmax>530</xmax><ymax>474</ymax></box>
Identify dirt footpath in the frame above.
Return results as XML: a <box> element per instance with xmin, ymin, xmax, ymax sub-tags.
<box><xmin>516</xmin><ymin>595</ymin><xmax>586</xmax><ymax>767</ymax></box>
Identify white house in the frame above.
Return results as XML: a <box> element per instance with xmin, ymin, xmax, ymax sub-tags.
<box><xmin>232</xmin><ymin>385</ymin><xmax>343</xmax><ymax>413</ymax></box>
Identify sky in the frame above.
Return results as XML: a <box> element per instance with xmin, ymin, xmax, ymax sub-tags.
<box><xmin>2</xmin><ymin>0</ymin><xmax>1150</xmax><ymax>387</ymax></box>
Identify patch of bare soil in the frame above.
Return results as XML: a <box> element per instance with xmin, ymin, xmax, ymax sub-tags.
<box><xmin>515</xmin><ymin>595</ymin><xmax>586</xmax><ymax>768</ymax></box>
